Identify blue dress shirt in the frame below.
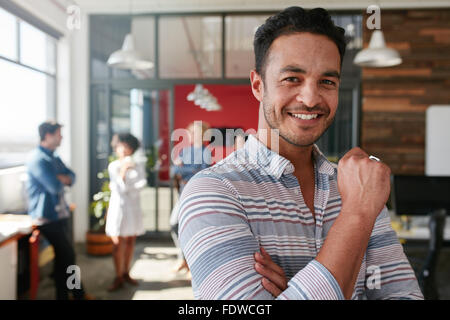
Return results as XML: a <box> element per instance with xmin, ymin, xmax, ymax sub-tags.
<box><xmin>173</xmin><ymin>145</ymin><xmax>212</xmax><ymax>194</ymax></box>
<box><xmin>26</xmin><ymin>146</ymin><xmax>76</xmax><ymax>222</ymax></box>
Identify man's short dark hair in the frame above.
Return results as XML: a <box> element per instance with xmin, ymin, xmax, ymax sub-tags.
<box><xmin>39</xmin><ymin>121</ymin><xmax>62</xmax><ymax>141</ymax></box>
<box><xmin>253</xmin><ymin>7</ymin><xmax>346</xmax><ymax>78</ymax></box>
<box><xmin>117</xmin><ymin>133</ymin><xmax>140</xmax><ymax>154</ymax></box>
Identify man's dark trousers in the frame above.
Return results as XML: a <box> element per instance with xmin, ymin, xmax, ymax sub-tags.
<box><xmin>39</xmin><ymin>218</ymin><xmax>86</xmax><ymax>300</ymax></box>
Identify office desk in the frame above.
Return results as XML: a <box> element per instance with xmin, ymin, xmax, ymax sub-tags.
<box><xmin>390</xmin><ymin>212</ymin><xmax>450</xmax><ymax>241</ymax></box>
<box><xmin>390</xmin><ymin>211</ymin><xmax>449</xmax><ymax>299</ymax></box>
<box><xmin>396</xmin><ymin>227</ymin><xmax>450</xmax><ymax>241</ymax></box>
<box><xmin>0</xmin><ymin>214</ymin><xmax>34</xmax><ymax>300</ymax></box>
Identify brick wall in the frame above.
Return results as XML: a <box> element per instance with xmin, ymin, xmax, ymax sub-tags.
<box><xmin>361</xmin><ymin>9</ymin><xmax>450</xmax><ymax>174</ymax></box>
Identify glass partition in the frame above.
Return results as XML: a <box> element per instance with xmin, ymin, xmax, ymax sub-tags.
<box><xmin>90</xmin><ymin>15</ymin><xmax>156</xmax><ymax>80</ymax></box>
<box><xmin>225</xmin><ymin>15</ymin><xmax>269</xmax><ymax>78</ymax></box>
<box><xmin>159</xmin><ymin>15</ymin><xmax>222</xmax><ymax>78</ymax></box>
<box><xmin>111</xmin><ymin>90</ymin><xmax>131</xmax><ymax>133</ymax></box>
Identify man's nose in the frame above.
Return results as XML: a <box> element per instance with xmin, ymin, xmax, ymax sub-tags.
<box><xmin>295</xmin><ymin>80</ymin><xmax>321</xmax><ymax>108</ymax></box>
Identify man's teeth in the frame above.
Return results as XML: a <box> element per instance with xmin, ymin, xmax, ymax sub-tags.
<box><xmin>290</xmin><ymin>113</ymin><xmax>319</xmax><ymax>120</ymax></box>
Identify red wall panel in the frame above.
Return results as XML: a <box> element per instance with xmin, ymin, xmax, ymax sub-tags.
<box><xmin>173</xmin><ymin>84</ymin><xmax>259</xmax><ymax>164</ymax></box>
<box><xmin>174</xmin><ymin>84</ymin><xmax>259</xmax><ymax>132</ymax></box>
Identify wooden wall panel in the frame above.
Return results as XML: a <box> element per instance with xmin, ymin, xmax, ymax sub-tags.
<box><xmin>361</xmin><ymin>9</ymin><xmax>450</xmax><ymax>174</ymax></box>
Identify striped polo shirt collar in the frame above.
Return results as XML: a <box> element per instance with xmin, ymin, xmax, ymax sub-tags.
<box><xmin>312</xmin><ymin>144</ymin><xmax>336</xmax><ymax>177</ymax></box>
<box><xmin>245</xmin><ymin>134</ymin><xmax>335</xmax><ymax>179</ymax></box>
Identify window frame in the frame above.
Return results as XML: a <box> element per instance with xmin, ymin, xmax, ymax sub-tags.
<box><xmin>0</xmin><ymin>5</ymin><xmax>59</xmax><ymax>169</ymax></box>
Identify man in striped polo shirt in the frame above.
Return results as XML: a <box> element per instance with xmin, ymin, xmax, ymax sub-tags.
<box><xmin>178</xmin><ymin>7</ymin><xmax>423</xmax><ymax>300</ymax></box>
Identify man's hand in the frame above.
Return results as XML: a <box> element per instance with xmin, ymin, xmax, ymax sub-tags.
<box><xmin>57</xmin><ymin>174</ymin><xmax>72</xmax><ymax>186</ymax></box>
<box><xmin>314</xmin><ymin>147</ymin><xmax>392</xmax><ymax>299</ymax></box>
<box><xmin>254</xmin><ymin>247</ymin><xmax>287</xmax><ymax>297</ymax></box>
<box><xmin>337</xmin><ymin>147</ymin><xmax>391</xmax><ymax>222</ymax></box>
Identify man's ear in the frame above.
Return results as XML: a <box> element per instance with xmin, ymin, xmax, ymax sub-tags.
<box><xmin>250</xmin><ymin>69</ymin><xmax>263</xmax><ymax>102</ymax></box>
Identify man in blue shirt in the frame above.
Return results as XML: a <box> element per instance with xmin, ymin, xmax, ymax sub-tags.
<box><xmin>170</xmin><ymin>121</ymin><xmax>212</xmax><ymax>274</ymax></box>
<box><xmin>173</xmin><ymin>121</ymin><xmax>212</xmax><ymax>194</ymax></box>
<box><xmin>26</xmin><ymin>121</ymin><xmax>89</xmax><ymax>300</ymax></box>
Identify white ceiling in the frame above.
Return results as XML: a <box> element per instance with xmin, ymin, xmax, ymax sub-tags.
<box><xmin>74</xmin><ymin>0</ymin><xmax>450</xmax><ymax>13</ymax></box>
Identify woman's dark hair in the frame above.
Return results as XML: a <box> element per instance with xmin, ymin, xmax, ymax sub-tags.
<box><xmin>253</xmin><ymin>7</ymin><xmax>346</xmax><ymax>78</ymax></box>
<box><xmin>117</xmin><ymin>133</ymin><xmax>140</xmax><ymax>154</ymax></box>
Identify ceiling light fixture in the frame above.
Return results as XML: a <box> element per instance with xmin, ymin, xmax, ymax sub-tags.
<box><xmin>187</xmin><ymin>84</ymin><xmax>222</xmax><ymax>111</ymax></box>
<box><xmin>107</xmin><ymin>0</ymin><xmax>154</xmax><ymax>70</ymax></box>
<box><xmin>107</xmin><ymin>33</ymin><xmax>154</xmax><ymax>70</ymax></box>
<box><xmin>353</xmin><ymin>30</ymin><xmax>402</xmax><ymax>68</ymax></box>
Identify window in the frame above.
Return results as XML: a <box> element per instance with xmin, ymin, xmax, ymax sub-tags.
<box><xmin>0</xmin><ymin>8</ymin><xmax>57</xmax><ymax>169</ymax></box>
<box><xmin>20</xmin><ymin>21</ymin><xmax>56</xmax><ymax>74</ymax></box>
<box><xmin>0</xmin><ymin>8</ymin><xmax>17</xmax><ymax>60</ymax></box>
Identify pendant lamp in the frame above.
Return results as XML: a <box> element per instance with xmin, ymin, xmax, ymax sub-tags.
<box><xmin>187</xmin><ymin>84</ymin><xmax>222</xmax><ymax>111</ymax></box>
<box><xmin>353</xmin><ymin>30</ymin><xmax>402</xmax><ymax>68</ymax></box>
<box><xmin>107</xmin><ymin>33</ymin><xmax>154</xmax><ymax>70</ymax></box>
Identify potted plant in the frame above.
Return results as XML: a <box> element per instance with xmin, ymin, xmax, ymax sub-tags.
<box><xmin>145</xmin><ymin>143</ymin><xmax>161</xmax><ymax>186</ymax></box>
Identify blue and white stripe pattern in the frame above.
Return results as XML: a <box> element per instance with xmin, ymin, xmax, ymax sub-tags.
<box><xmin>179</xmin><ymin>134</ymin><xmax>423</xmax><ymax>300</ymax></box>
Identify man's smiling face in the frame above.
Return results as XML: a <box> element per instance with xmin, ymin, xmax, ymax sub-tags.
<box><xmin>251</xmin><ymin>32</ymin><xmax>341</xmax><ymax>147</ymax></box>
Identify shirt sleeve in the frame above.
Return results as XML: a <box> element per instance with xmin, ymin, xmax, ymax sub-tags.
<box><xmin>364</xmin><ymin>207</ymin><xmax>424</xmax><ymax>300</ymax></box>
<box><xmin>55</xmin><ymin>156</ymin><xmax>76</xmax><ymax>185</ymax></box>
<box><xmin>30</xmin><ymin>158</ymin><xmax>63</xmax><ymax>195</ymax></box>
<box><xmin>174</xmin><ymin>164</ymin><xmax>195</xmax><ymax>177</ymax></box>
<box><xmin>178</xmin><ymin>172</ymin><xmax>344</xmax><ymax>300</ymax></box>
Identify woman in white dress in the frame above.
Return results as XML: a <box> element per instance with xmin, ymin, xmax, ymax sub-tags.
<box><xmin>106</xmin><ymin>133</ymin><xmax>147</xmax><ymax>291</ymax></box>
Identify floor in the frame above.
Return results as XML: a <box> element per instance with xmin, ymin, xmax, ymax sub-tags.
<box><xmin>34</xmin><ymin>238</ymin><xmax>450</xmax><ymax>300</ymax></box>
<box><xmin>36</xmin><ymin>239</ymin><xmax>194</xmax><ymax>300</ymax></box>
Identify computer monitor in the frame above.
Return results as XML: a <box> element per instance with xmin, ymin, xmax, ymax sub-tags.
<box><xmin>391</xmin><ymin>175</ymin><xmax>450</xmax><ymax>216</ymax></box>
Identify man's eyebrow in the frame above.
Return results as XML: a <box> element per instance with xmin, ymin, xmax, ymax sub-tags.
<box><xmin>279</xmin><ymin>65</ymin><xmax>306</xmax><ymax>74</ymax></box>
<box><xmin>323</xmin><ymin>70</ymin><xmax>340</xmax><ymax>79</ymax></box>
<box><xmin>279</xmin><ymin>66</ymin><xmax>341</xmax><ymax>79</ymax></box>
